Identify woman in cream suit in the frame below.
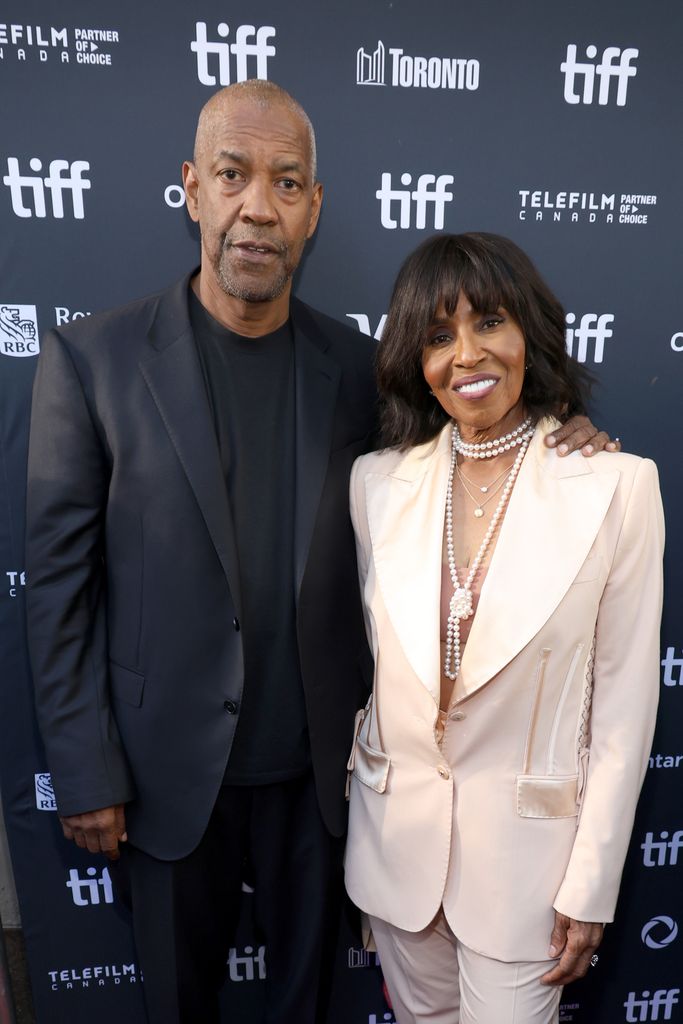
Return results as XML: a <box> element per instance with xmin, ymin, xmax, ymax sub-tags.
<box><xmin>344</xmin><ymin>233</ymin><xmax>664</xmax><ymax>1024</ymax></box>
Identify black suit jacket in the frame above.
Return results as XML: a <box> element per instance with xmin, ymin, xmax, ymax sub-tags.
<box><xmin>26</xmin><ymin>274</ymin><xmax>377</xmax><ymax>860</ymax></box>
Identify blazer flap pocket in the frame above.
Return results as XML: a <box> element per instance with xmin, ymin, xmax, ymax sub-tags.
<box><xmin>354</xmin><ymin>737</ymin><xmax>391</xmax><ymax>794</ymax></box>
<box><xmin>517</xmin><ymin>774</ymin><xmax>578</xmax><ymax>818</ymax></box>
<box><xmin>109</xmin><ymin>660</ymin><xmax>145</xmax><ymax>708</ymax></box>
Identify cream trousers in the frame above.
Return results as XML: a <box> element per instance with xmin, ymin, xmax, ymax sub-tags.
<box><xmin>370</xmin><ymin>910</ymin><xmax>563</xmax><ymax>1024</ymax></box>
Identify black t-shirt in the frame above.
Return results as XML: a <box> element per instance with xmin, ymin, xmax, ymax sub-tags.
<box><xmin>190</xmin><ymin>290</ymin><xmax>309</xmax><ymax>784</ymax></box>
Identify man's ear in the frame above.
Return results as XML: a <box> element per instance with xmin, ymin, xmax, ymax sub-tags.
<box><xmin>182</xmin><ymin>161</ymin><xmax>200</xmax><ymax>223</ymax></box>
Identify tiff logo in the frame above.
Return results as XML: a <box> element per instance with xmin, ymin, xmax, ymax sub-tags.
<box><xmin>191</xmin><ymin>21</ymin><xmax>275</xmax><ymax>86</ymax></box>
<box><xmin>3</xmin><ymin>158</ymin><xmax>90</xmax><ymax>218</ymax></box>
<box><xmin>561</xmin><ymin>45</ymin><xmax>638</xmax><ymax>106</ymax></box>
<box><xmin>346</xmin><ymin>313</ymin><xmax>386</xmax><ymax>340</ymax></box>
<box><xmin>357</xmin><ymin>40</ymin><xmax>385</xmax><ymax>85</ymax></box>
<box><xmin>661</xmin><ymin>648</ymin><xmax>683</xmax><ymax>687</ymax></box>
<box><xmin>624</xmin><ymin>990</ymin><xmax>679</xmax><ymax>1021</ymax></box>
<box><xmin>66</xmin><ymin>866</ymin><xmax>114</xmax><ymax>906</ymax></box>
<box><xmin>376</xmin><ymin>172</ymin><xmax>454</xmax><ymax>230</ymax></box>
<box><xmin>227</xmin><ymin>945</ymin><xmax>266</xmax><ymax>982</ymax></box>
<box><xmin>642</xmin><ymin>831</ymin><xmax>683</xmax><ymax>867</ymax></box>
<box><xmin>5</xmin><ymin>570</ymin><xmax>26</xmax><ymax>597</ymax></box>
<box><xmin>565</xmin><ymin>313</ymin><xmax>614</xmax><ymax>363</ymax></box>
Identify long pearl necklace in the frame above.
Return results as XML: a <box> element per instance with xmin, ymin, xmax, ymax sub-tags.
<box><xmin>444</xmin><ymin>422</ymin><xmax>532</xmax><ymax>681</ymax></box>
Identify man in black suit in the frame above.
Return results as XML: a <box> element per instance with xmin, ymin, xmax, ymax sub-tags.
<box><xmin>25</xmin><ymin>81</ymin><xmax>612</xmax><ymax>1023</ymax></box>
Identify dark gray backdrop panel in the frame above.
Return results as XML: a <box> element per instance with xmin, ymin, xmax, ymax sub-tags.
<box><xmin>1</xmin><ymin>0</ymin><xmax>681</xmax><ymax>1020</ymax></box>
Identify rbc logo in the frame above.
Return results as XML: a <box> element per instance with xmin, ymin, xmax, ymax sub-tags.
<box><xmin>376</xmin><ymin>172</ymin><xmax>454</xmax><ymax>230</ymax></box>
<box><xmin>561</xmin><ymin>45</ymin><xmax>638</xmax><ymax>106</ymax></box>
<box><xmin>191</xmin><ymin>21</ymin><xmax>276</xmax><ymax>86</ymax></box>
<box><xmin>3</xmin><ymin>158</ymin><xmax>91</xmax><ymax>219</ymax></box>
<box><xmin>565</xmin><ymin>313</ymin><xmax>615</xmax><ymax>363</ymax></box>
<box><xmin>34</xmin><ymin>773</ymin><xmax>57</xmax><ymax>811</ymax></box>
<box><xmin>66</xmin><ymin>866</ymin><xmax>114</xmax><ymax>907</ymax></box>
<box><xmin>624</xmin><ymin>990</ymin><xmax>680</xmax><ymax>1022</ymax></box>
<box><xmin>0</xmin><ymin>305</ymin><xmax>39</xmax><ymax>357</ymax></box>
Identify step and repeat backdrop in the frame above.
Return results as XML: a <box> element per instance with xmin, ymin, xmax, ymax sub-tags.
<box><xmin>1</xmin><ymin>0</ymin><xmax>681</xmax><ymax>1021</ymax></box>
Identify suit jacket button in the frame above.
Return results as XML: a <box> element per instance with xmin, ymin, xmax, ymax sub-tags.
<box><xmin>449</xmin><ymin>710</ymin><xmax>466</xmax><ymax>721</ymax></box>
<box><xmin>223</xmin><ymin>700</ymin><xmax>238</xmax><ymax>715</ymax></box>
<box><xmin>233</xmin><ymin>617</ymin><xmax>240</xmax><ymax>632</ymax></box>
<box><xmin>437</xmin><ymin>765</ymin><xmax>451</xmax><ymax>780</ymax></box>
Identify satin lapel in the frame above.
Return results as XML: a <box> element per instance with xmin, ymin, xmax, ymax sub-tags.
<box><xmin>292</xmin><ymin>303</ymin><xmax>341</xmax><ymax>599</ymax></box>
<box><xmin>138</xmin><ymin>276</ymin><xmax>242</xmax><ymax>614</ymax></box>
<box><xmin>457</xmin><ymin>423</ymin><xmax>620</xmax><ymax>699</ymax></box>
<box><xmin>366</xmin><ymin>427</ymin><xmax>452</xmax><ymax>704</ymax></box>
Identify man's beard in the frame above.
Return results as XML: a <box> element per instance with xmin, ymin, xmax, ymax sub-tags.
<box><xmin>208</xmin><ymin>233</ymin><xmax>300</xmax><ymax>303</ymax></box>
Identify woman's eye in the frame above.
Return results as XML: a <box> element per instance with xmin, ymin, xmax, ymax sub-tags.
<box><xmin>429</xmin><ymin>333</ymin><xmax>452</xmax><ymax>346</ymax></box>
<box><xmin>481</xmin><ymin>316</ymin><xmax>503</xmax><ymax>330</ymax></box>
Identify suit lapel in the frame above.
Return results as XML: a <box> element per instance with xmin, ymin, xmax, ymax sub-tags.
<box><xmin>138</xmin><ymin>274</ymin><xmax>242</xmax><ymax>614</ymax></box>
<box><xmin>366</xmin><ymin>428</ymin><xmax>452</xmax><ymax>704</ymax></box>
<box><xmin>457</xmin><ymin>422</ymin><xmax>620</xmax><ymax>699</ymax></box>
<box><xmin>291</xmin><ymin>301</ymin><xmax>341</xmax><ymax>600</ymax></box>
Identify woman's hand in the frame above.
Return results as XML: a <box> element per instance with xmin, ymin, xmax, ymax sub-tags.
<box><xmin>541</xmin><ymin>912</ymin><xmax>604</xmax><ymax>986</ymax></box>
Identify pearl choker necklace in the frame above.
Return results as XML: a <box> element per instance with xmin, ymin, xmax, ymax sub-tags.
<box><xmin>452</xmin><ymin>416</ymin><xmax>534</xmax><ymax>459</ymax></box>
<box><xmin>444</xmin><ymin>420</ymin><xmax>533</xmax><ymax>681</ymax></box>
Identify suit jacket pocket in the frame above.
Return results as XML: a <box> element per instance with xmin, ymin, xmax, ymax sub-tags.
<box><xmin>517</xmin><ymin>774</ymin><xmax>579</xmax><ymax>818</ymax></box>
<box><xmin>346</xmin><ymin>699</ymin><xmax>391</xmax><ymax>796</ymax></box>
<box><xmin>109</xmin><ymin>660</ymin><xmax>145</xmax><ymax>708</ymax></box>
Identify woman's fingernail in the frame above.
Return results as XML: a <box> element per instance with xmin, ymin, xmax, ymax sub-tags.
<box><xmin>583</xmin><ymin>444</ymin><xmax>594</xmax><ymax>454</ymax></box>
<box><xmin>558</xmin><ymin>443</ymin><xmax>569</xmax><ymax>455</ymax></box>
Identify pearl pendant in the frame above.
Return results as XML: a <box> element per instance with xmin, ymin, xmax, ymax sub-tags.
<box><xmin>480</xmin><ymin>486</ymin><xmax>488</xmax><ymax>493</ymax></box>
<box><xmin>474</xmin><ymin>507</ymin><xmax>484</xmax><ymax>518</ymax></box>
<box><xmin>450</xmin><ymin>587</ymin><xmax>473</xmax><ymax>620</ymax></box>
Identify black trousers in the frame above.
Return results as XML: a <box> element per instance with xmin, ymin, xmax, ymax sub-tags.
<box><xmin>112</xmin><ymin>772</ymin><xmax>344</xmax><ymax>1024</ymax></box>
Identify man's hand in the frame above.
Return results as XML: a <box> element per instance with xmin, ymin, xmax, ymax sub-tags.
<box><xmin>545</xmin><ymin>415</ymin><xmax>620</xmax><ymax>457</ymax></box>
<box><xmin>541</xmin><ymin>912</ymin><xmax>604</xmax><ymax>986</ymax></box>
<box><xmin>59</xmin><ymin>804</ymin><xmax>128</xmax><ymax>861</ymax></box>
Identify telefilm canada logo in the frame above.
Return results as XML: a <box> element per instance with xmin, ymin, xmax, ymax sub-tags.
<box><xmin>561</xmin><ymin>44</ymin><xmax>638</xmax><ymax>106</ymax></box>
<box><xmin>34</xmin><ymin>773</ymin><xmax>57</xmax><ymax>811</ymax></box>
<box><xmin>0</xmin><ymin>23</ymin><xmax>120</xmax><ymax>66</ymax></box>
<box><xmin>517</xmin><ymin>189</ymin><xmax>656</xmax><ymax>225</ymax></box>
<box><xmin>0</xmin><ymin>306</ymin><xmax>39</xmax><ymax>357</ymax></box>
<box><xmin>356</xmin><ymin>39</ymin><xmax>479</xmax><ymax>91</ymax></box>
<box><xmin>191</xmin><ymin>21</ymin><xmax>276</xmax><ymax>86</ymax></box>
<box><xmin>48</xmin><ymin>962</ymin><xmax>140</xmax><ymax>992</ymax></box>
<box><xmin>5</xmin><ymin>570</ymin><xmax>26</xmax><ymax>597</ymax></box>
<box><xmin>3</xmin><ymin>158</ymin><xmax>91</xmax><ymax>219</ymax></box>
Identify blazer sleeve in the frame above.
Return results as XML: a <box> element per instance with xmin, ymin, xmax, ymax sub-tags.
<box><xmin>25</xmin><ymin>329</ymin><xmax>135</xmax><ymax>816</ymax></box>
<box><xmin>553</xmin><ymin>457</ymin><xmax>664</xmax><ymax>922</ymax></box>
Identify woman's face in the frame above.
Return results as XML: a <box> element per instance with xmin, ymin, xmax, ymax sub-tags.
<box><xmin>421</xmin><ymin>291</ymin><xmax>527</xmax><ymax>440</ymax></box>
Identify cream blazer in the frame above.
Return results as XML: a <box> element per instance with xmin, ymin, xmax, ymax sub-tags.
<box><xmin>344</xmin><ymin>419</ymin><xmax>664</xmax><ymax>962</ymax></box>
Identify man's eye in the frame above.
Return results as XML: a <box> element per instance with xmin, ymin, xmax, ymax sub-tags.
<box><xmin>277</xmin><ymin>178</ymin><xmax>300</xmax><ymax>191</ymax></box>
<box><xmin>220</xmin><ymin>169</ymin><xmax>242</xmax><ymax>181</ymax></box>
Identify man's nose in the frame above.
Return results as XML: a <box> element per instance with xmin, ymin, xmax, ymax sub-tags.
<box><xmin>239</xmin><ymin>178</ymin><xmax>278</xmax><ymax>224</ymax></box>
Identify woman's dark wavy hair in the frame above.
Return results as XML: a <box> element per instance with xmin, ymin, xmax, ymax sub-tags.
<box><xmin>376</xmin><ymin>232</ymin><xmax>592</xmax><ymax>449</ymax></box>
